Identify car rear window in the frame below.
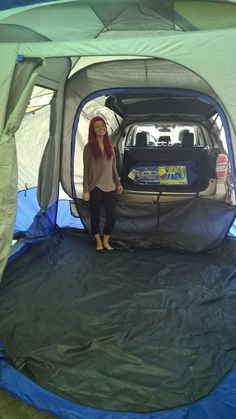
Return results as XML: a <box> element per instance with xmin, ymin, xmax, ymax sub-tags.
<box><xmin>125</xmin><ymin>123</ymin><xmax>206</xmax><ymax>147</ymax></box>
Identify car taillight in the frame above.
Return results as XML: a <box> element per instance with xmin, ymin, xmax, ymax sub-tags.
<box><xmin>216</xmin><ymin>153</ymin><xmax>228</xmax><ymax>180</ymax></box>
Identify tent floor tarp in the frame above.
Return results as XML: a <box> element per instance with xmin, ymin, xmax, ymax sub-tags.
<box><xmin>1</xmin><ymin>230</ymin><xmax>236</xmax><ymax>414</ymax></box>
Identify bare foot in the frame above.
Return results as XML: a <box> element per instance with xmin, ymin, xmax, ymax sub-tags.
<box><xmin>103</xmin><ymin>242</ymin><xmax>114</xmax><ymax>251</ymax></box>
<box><xmin>95</xmin><ymin>234</ymin><xmax>103</xmax><ymax>251</ymax></box>
<box><xmin>96</xmin><ymin>242</ymin><xmax>104</xmax><ymax>251</ymax></box>
<box><xmin>103</xmin><ymin>234</ymin><xmax>114</xmax><ymax>251</ymax></box>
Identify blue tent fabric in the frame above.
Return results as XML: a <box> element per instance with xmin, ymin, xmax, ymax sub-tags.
<box><xmin>15</xmin><ymin>188</ymin><xmax>40</xmax><ymax>234</ymax></box>
<box><xmin>23</xmin><ymin>200</ymin><xmax>83</xmax><ymax>241</ymax></box>
<box><xmin>1</xmin><ymin>340</ymin><xmax>236</xmax><ymax>419</ymax></box>
<box><xmin>229</xmin><ymin>219</ymin><xmax>236</xmax><ymax>238</ymax></box>
<box><xmin>15</xmin><ymin>189</ymin><xmax>83</xmax><ymax>235</ymax></box>
<box><xmin>0</xmin><ymin>1</ymin><xmax>57</xmax><ymax>11</ymax></box>
<box><xmin>7</xmin><ymin>242</ymin><xmax>30</xmax><ymax>265</ymax></box>
<box><xmin>56</xmin><ymin>200</ymin><xmax>83</xmax><ymax>230</ymax></box>
<box><xmin>24</xmin><ymin>202</ymin><xmax>58</xmax><ymax>241</ymax></box>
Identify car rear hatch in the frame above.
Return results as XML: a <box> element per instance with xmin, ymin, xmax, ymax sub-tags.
<box><xmin>105</xmin><ymin>94</ymin><xmax>217</xmax><ymax>122</ymax></box>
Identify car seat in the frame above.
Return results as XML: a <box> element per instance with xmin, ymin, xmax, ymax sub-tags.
<box><xmin>135</xmin><ymin>131</ymin><xmax>148</xmax><ymax>147</ymax></box>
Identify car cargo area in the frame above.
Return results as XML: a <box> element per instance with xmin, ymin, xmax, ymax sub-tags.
<box><xmin>121</xmin><ymin>145</ymin><xmax>211</xmax><ymax>192</ymax></box>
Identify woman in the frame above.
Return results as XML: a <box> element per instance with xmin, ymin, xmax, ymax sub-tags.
<box><xmin>82</xmin><ymin>116</ymin><xmax>123</xmax><ymax>251</ymax></box>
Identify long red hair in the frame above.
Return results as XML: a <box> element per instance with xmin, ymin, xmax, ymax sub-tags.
<box><xmin>88</xmin><ymin>116</ymin><xmax>113</xmax><ymax>159</ymax></box>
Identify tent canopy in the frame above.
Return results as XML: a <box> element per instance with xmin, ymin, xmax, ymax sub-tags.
<box><xmin>1</xmin><ymin>1</ymin><xmax>236</xmax><ymax>132</ymax></box>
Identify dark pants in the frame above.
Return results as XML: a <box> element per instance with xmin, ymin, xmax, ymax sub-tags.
<box><xmin>90</xmin><ymin>187</ymin><xmax>116</xmax><ymax>235</ymax></box>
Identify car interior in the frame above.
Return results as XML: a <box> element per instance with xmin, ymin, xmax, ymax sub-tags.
<box><xmin>104</xmin><ymin>94</ymin><xmax>232</xmax><ymax>202</ymax></box>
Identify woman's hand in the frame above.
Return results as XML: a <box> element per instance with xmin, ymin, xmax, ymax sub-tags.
<box><xmin>116</xmin><ymin>185</ymin><xmax>123</xmax><ymax>194</ymax></box>
<box><xmin>82</xmin><ymin>192</ymin><xmax>90</xmax><ymax>201</ymax></box>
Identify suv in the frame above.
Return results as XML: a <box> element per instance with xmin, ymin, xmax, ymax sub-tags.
<box><xmin>105</xmin><ymin>94</ymin><xmax>234</xmax><ymax>204</ymax></box>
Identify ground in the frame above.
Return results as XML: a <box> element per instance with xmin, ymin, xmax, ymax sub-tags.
<box><xmin>0</xmin><ymin>389</ymin><xmax>55</xmax><ymax>419</ymax></box>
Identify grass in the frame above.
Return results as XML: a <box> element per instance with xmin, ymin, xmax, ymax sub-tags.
<box><xmin>0</xmin><ymin>389</ymin><xmax>56</xmax><ymax>419</ymax></box>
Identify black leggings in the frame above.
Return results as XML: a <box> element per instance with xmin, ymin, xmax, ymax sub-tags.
<box><xmin>90</xmin><ymin>187</ymin><xmax>116</xmax><ymax>235</ymax></box>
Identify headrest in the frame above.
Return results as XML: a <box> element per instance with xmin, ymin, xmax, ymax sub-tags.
<box><xmin>179</xmin><ymin>129</ymin><xmax>189</xmax><ymax>142</ymax></box>
<box><xmin>136</xmin><ymin>131</ymin><xmax>148</xmax><ymax>147</ymax></box>
<box><xmin>181</xmin><ymin>132</ymin><xmax>194</xmax><ymax>147</ymax></box>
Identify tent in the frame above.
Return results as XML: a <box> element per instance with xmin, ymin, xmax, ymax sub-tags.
<box><xmin>1</xmin><ymin>0</ymin><xmax>236</xmax><ymax>417</ymax></box>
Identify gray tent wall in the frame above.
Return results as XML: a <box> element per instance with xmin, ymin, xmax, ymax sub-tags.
<box><xmin>61</xmin><ymin>58</ymin><xmax>228</xmax><ymax>198</ymax></box>
<box><xmin>0</xmin><ymin>54</ymin><xmax>42</xmax><ymax>279</ymax></box>
<box><xmin>37</xmin><ymin>57</ymin><xmax>71</xmax><ymax>211</ymax></box>
<box><xmin>0</xmin><ymin>45</ymin><xmax>19</xmax><ymax>279</ymax></box>
<box><xmin>16</xmin><ymin>106</ymin><xmax>51</xmax><ymax>191</ymax></box>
